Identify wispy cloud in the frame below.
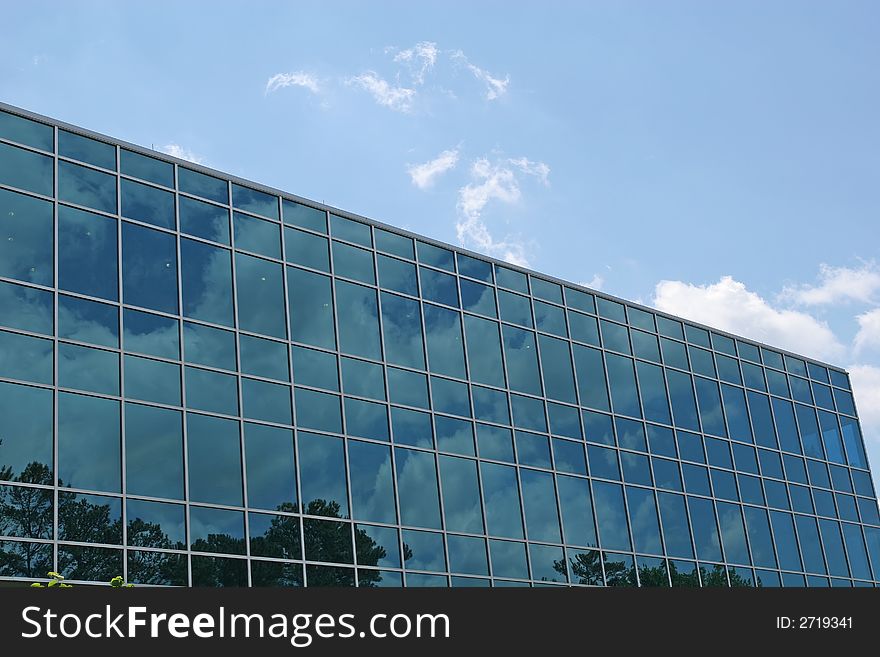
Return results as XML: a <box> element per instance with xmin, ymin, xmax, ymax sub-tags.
<box><xmin>780</xmin><ymin>262</ymin><xmax>880</xmax><ymax>306</ymax></box>
<box><xmin>407</xmin><ymin>148</ymin><xmax>459</xmax><ymax>189</ymax></box>
<box><xmin>847</xmin><ymin>365</ymin><xmax>880</xmax><ymax>446</ymax></box>
<box><xmin>160</xmin><ymin>144</ymin><xmax>204</xmax><ymax>165</ymax></box>
<box><xmin>455</xmin><ymin>155</ymin><xmax>549</xmax><ymax>267</ymax></box>
<box><xmin>392</xmin><ymin>41</ymin><xmax>438</xmax><ymax>85</ymax></box>
<box><xmin>579</xmin><ymin>275</ymin><xmax>605</xmax><ymax>291</ymax></box>
<box><xmin>509</xmin><ymin>157</ymin><xmax>550</xmax><ymax>185</ymax></box>
<box><xmin>450</xmin><ymin>50</ymin><xmax>510</xmax><ymax>100</ymax></box>
<box><xmin>855</xmin><ymin>308</ymin><xmax>880</xmax><ymax>354</ymax></box>
<box><xmin>265</xmin><ymin>71</ymin><xmax>321</xmax><ymax>95</ymax></box>
<box><xmin>347</xmin><ymin>72</ymin><xmax>416</xmax><ymax>113</ymax></box>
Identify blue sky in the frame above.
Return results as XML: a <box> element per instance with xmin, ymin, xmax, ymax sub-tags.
<box><xmin>4</xmin><ymin>1</ymin><xmax>880</xmax><ymax>477</ymax></box>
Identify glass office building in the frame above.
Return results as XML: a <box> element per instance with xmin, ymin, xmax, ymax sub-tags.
<box><xmin>1</xmin><ymin>102</ymin><xmax>878</xmax><ymax>588</ymax></box>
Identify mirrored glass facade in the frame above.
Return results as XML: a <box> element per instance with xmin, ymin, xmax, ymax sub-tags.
<box><xmin>1</xmin><ymin>103</ymin><xmax>878</xmax><ymax>588</ymax></box>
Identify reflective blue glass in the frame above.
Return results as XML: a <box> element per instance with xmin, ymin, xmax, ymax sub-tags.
<box><xmin>568</xmin><ymin>311</ymin><xmax>599</xmax><ymax>345</ymax></box>
<box><xmin>593</xmin><ymin>482</ymin><xmax>630</xmax><ymax>551</ymax></box>
<box><xmin>502</xmin><ymin>325</ymin><xmax>541</xmax><ymax>395</ymax></box>
<box><xmin>658</xmin><ymin>493</ymin><xmax>693</xmax><ymax>558</ymax></box>
<box><xmin>58</xmin><ymin>160</ymin><xmax>116</xmax><ymax>214</ymax></box>
<box><xmin>0</xmin><ymin>188</ymin><xmax>54</xmax><ymax>286</ymax></box>
<box><xmin>232</xmin><ymin>184</ymin><xmax>278</xmax><ymax>219</ymax></box>
<box><xmin>242</xmin><ymin>378</ymin><xmax>291</xmax><ymax>424</ymax></box>
<box><xmin>391</xmin><ymin>407</ymin><xmax>432</xmax><ymax>447</ymax></box>
<box><xmin>58</xmin><ymin>205</ymin><xmax>117</xmax><ymax>300</ymax></box>
<box><xmin>283</xmin><ymin>198</ymin><xmax>326</xmax><ymax>233</ymax></box>
<box><xmin>0</xmin><ymin>381</ymin><xmax>53</xmax><ymax>482</ymax></box>
<box><xmin>381</xmin><ymin>292</ymin><xmax>424</xmax><ymax>369</ymax></box>
<box><xmin>236</xmin><ymin>253</ymin><xmax>286</xmax><ymax>338</ymax></box>
<box><xmin>122</xmin><ymin>222</ymin><xmax>178</xmax><ymax>314</ymax></box>
<box><xmin>295</xmin><ymin>388</ymin><xmax>341</xmax><ymax>433</ymax></box>
<box><xmin>345</xmin><ymin>398</ymin><xmax>388</xmax><ymax>441</ymax></box>
<box><xmin>183</xmin><ymin>321</ymin><xmax>236</xmax><ymax>370</ymax></box>
<box><xmin>573</xmin><ymin>345</ymin><xmax>609</xmax><ymax>411</ymax></box>
<box><xmin>179</xmin><ymin>168</ymin><xmax>228</xmax><ymax>204</ymax></box>
<box><xmin>124</xmin><ymin>355</ymin><xmax>180</xmax><ymax>405</ymax></box>
<box><xmin>125</xmin><ymin>403</ymin><xmax>183</xmax><ymax>500</ymax></box>
<box><xmin>0</xmin><ymin>329</ymin><xmax>53</xmax><ymax>384</ymax></box>
<box><xmin>626</xmin><ymin>486</ymin><xmax>662</xmax><ymax>554</ymax></box>
<box><xmin>440</xmin><ymin>456</ymin><xmax>483</xmax><ymax>534</ymax></box>
<box><xmin>59</xmin><ymin>343</ymin><xmax>118</xmax><ymax>395</ymax></box>
<box><xmin>180</xmin><ymin>238</ymin><xmax>233</xmax><ymax>326</ymax></box>
<box><xmin>480</xmin><ymin>463</ymin><xmax>523</xmax><ymax>538</ymax></box>
<box><xmin>516</xmin><ymin>431</ymin><xmax>551</xmax><ymax>468</ymax></box>
<box><xmin>420</xmin><ymin>267</ymin><xmax>458</xmax><ymax>307</ymax></box>
<box><xmin>688</xmin><ymin>497</ymin><xmax>722</xmax><ymax>562</ymax></box>
<box><xmin>333</xmin><ymin>241</ymin><xmax>374</xmax><ymax>284</ymax></box>
<box><xmin>121</xmin><ymin>179</ymin><xmax>174</xmax><ymax>229</ymax></box>
<box><xmin>534</xmin><ymin>301</ymin><xmax>566</xmax><ymax>337</ymax></box>
<box><xmin>240</xmin><ymin>334</ymin><xmax>289</xmax><ymax>381</ymax></box>
<box><xmin>335</xmin><ymin>281</ymin><xmax>381</xmax><ymax>359</ymax></box>
<box><xmin>395</xmin><ymin>448</ymin><xmax>441</xmax><ymax>529</ymax></box>
<box><xmin>123</xmin><ymin>309</ymin><xmax>178</xmax><ymax>359</ymax></box>
<box><xmin>0</xmin><ymin>110</ymin><xmax>52</xmax><ymax>150</ymax></box>
<box><xmin>637</xmin><ymin>361</ymin><xmax>671</xmax><ymax>424</ymax></box>
<box><xmin>187</xmin><ymin>413</ymin><xmax>242</xmax><ymax>506</ymax></box>
<box><xmin>185</xmin><ymin>366</ymin><xmax>239</xmax><ymax>415</ymax></box>
<box><xmin>331</xmin><ymin>214</ymin><xmax>370</xmax><ymax>246</ymax></box>
<box><xmin>424</xmin><ymin>305</ymin><xmax>466</xmax><ymax>379</ymax></box>
<box><xmin>234</xmin><ymin>212</ymin><xmax>281</xmax><ymax>259</ymax></box>
<box><xmin>476</xmin><ymin>424</ymin><xmax>514</xmax><ymax>462</ymax></box>
<box><xmin>348</xmin><ymin>440</ymin><xmax>395</xmax><ymax>523</ymax></box>
<box><xmin>58</xmin><ymin>392</ymin><xmax>120</xmax><ymax>492</ymax></box>
<box><xmin>244</xmin><ymin>423</ymin><xmax>296</xmax><ymax>511</ymax></box>
<box><xmin>288</xmin><ymin>267</ymin><xmax>335</xmax><ymax>350</ymax></box>
<box><xmin>298</xmin><ymin>432</ymin><xmax>348</xmax><ymax>517</ymax></box>
<box><xmin>58</xmin><ymin>295</ymin><xmax>117</xmax><ymax>347</ymax></box>
<box><xmin>538</xmin><ymin>335</ymin><xmax>576</xmax><ymax>403</ymax></box>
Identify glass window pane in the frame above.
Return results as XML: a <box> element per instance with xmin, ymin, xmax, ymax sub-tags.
<box><xmin>626</xmin><ymin>486</ymin><xmax>662</xmax><ymax>554</ymax></box>
<box><xmin>285</xmin><ymin>227</ymin><xmax>330</xmax><ymax>273</ymax></box>
<box><xmin>498</xmin><ymin>290</ymin><xmax>532</xmax><ymax>327</ymax></box>
<box><xmin>606</xmin><ymin>354</ymin><xmax>641</xmax><ymax>418</ymax></box>
<box><xmin>121</xmin><ymin>179</ymin><xmax>174</xmax><ymax>229</ymax></box>
<box><xmin>59</xmin><ymin>130</ymin><xmax>114</xmax><ymax>169</ymax></box>
<box><xmin>58</xmin><ymin>160</ymin><xmax>116</xmax><ymax>214</ymax></box>
<box><xmin>447</xmin><ymin>535</ymin><xmax>488</xmax><ymax>576</ymax></box>
<box><xmin>183</xmin><ymin>321</ymin><xmax>236</xmax><ymax>370</ymax></box>
<box><xmin>242</xmin><ymin>378</ymin><xmax>292</xmax><ymax>424</ymax></box>
<box><xmin>695</xmin><ymin>377</ymin><xmax>726</xmax><ymax>437</ymax></box>
<box><xmin>658</xmin><ymin>493</ymin><xmax>693</xmax><ymax>558</ymax></box>
<box><xmin>248</xmin><ymin>512</ymin><xmax>301</xmax><ymax>560</ymax></box>
<box><xmin>420</xmin><ymin>267</ymin><xmax>458</xmax><ymax>306</ymax></box>
<box><xmin>333</xmin><ymin>241</ymin><xmax>374</xmax><ymax>284</ymax></box>
<box><xmin>572</xmin><ymin>345</ymin><xmax>608</xmax><ymax>411</ymax></box>
<box><xmin>295</xmin><ymin>388</ymin><xmax>342</xmax><ymax>433</ymax></box>
<box><xmin>795</xmin><ymin>515</ymin><xmax>827</xmax><ymax>574</ymax></box>
<box><xmin>717</xmin><ymin>502</ymin><xmax>750</xmax><ymax>564</ymax></box>
<box><xmin>601</xmin><ymin>320</ymin><xmax>630</xmax><ymax>355</ymax></box>
<box><xmin>58</xmin><ymin>295</ymin><xmax>117</xmax><ymax>347</ymax></box>
<box><xmin>688</xmin><ymin>497</ymin><xmax>722</xmax><ymax>561</ymax></box>
<box><xmin>331</xmin><ymin>214</ymin><xmax>371</xmax><ymax>246</ymax></box>
<box><xmin>245</xmin><ymin>423</ymin><xmax>296</xmax><ymax>512</ymax></box>
<box><xmin>288</xmin><ymin>267</ymin><xmax>335</xmax><ymax>349</ymax></box>
<box><xmin>232</xmin><ymin>184</ymin><xmax>278</xmax><ymax>219</ymax></box>
<box><xmin>588</xmin><ymin>445</ymin><xmax>620</xmax><ymax>480</ymax></box>
<box><xmin>502</xmin><ymin>325</ymin><xmax>542</xmax><ymax>395</ymax></box>
<box><xmin>179</xmin><ymin>196</ymin><xmax>229</xmax><ymax>244</ymax></box>
<box><xmin>125</xmin><ymin>403</ymin><xmax>183</xmax><ymax>499</ymax></box>
<box><xmin>556</xmin><ymin>475</ymin><xmax>596</xmax><ymax>547</ymax></box>
<box><xmin>388</xmin><ymin>367</ymin><xmax>428</xmax><ymax>408</ymax></box>
<box><xmin>476</xmin><ymin>424</ymin><xmax>514</xmax><ymax>462</ymax></box>
<box><xmin>236</xmin><ymin>253</ymin><xmax>286</xmax><ymax>338</ymax></box>
<box><xmin>464</xmin><ymin>316</ymin><xmax>505</xmax><ymax>388</ymax></box>
<box><xmin>840</xmin><ymin>416</ymin><xmax>867</xmax><ymax>468</ymax></box>
<box><xmin>0</xmin><ymin>381</ymin><xmax>53</xmax><ymax>482</ymax></box>
<box><xmin>666</xmin><ymin>369</ymin><xmax>699</xmax><ymax>431</ymax></box>
<box><xmin>356</xmin><ymin>524</ymin><xmax>400</xmax><ymax>569</ymax></box>
<box><xmin>124</xmin><ymin>354</ymin><xmax>180</xmax><ymax>405</ymax></box>
<box><xmin>122</xmin><ymin>308</ymin><xmax>179</xmax><ymax>359</ymax></box>
<box><xmin>632</xmin><ymin>329</ymin><xmax>660</xmax><ymax>362</ymax></box>
<box><xmin>432</xmin><ymin>376</ymin><xmax>470</xmax><ymax>417</ymax></box>
<box><xmin>380</xmin><ymin>292</ymin><xmax>425</xmax><ymax>369</ymax></box>
<box><xmin>440</xmin><ymin>456</ymin><xmax>484</xmax><ymax>533</ymax></box>
<box><xmin>538</xmin><ymin>335</ymin><xmax>576</xmax><ymax>403</ymax></box>
<box><xmin>120</xmin><ymin>149</ymin><xmax>172</xmax><ymax>187</ymax></box>
<box><xmin>335</xmin><ymin>281</ymin><xmax>381</xmax><ymax>359</ymax></box>
<box><xmin>424</xmin><ymin>305</ymin><xmax>466</xmax><ymax>379</ymax></box>
<box><xmin>0</xmin><ymin>110</ymin><xmax>52</xmax><ymax>150</ymax></box>
<box><xmin>553</xmin><ymin>438</ymin><xmax>586</xmax><ymax>475</ymax></box>
<box><xmin>348</xmin><ymin>440</ymin><xmax>395</xmax><ymax>523</ymax></box>
<box><xmin>0</xmin><ymin>329</ymin><xmax>52</xmax><ymax>384</ymax></box>
<box><xmin>721</xmin><ymin>384</ymin><xmax>752</xmax><ymax>443</ymax></box>
<box><xmin>122</xmin><ymin>222</ymin><xmax>178</xmax><ymax>314</ymax></box>
<box><xmin>0</xmin><ymin>188</ymin><xmax>53</xmax><ymax>286</ymax></box>
<box><xmin>435</xmin><ymin>416</ymin><xmax>474</xmax><ymax>455</ymax></box>
<box><xmin>490</xmin><ymin>540</ymin><xmax>528</xmax><ymax>579</ymax></box>
<box><xmin>298</xmin><ymin>431</ymin><xmax>348</xmax><ymax>517</ymax></box>
<box><xmin>770</xmin><ymin>511</ymin><xmax>802</xmax><ymax>571</ymax></box>
<box><xmin>416</xmin><ymin>241</ymin><xmax>453</xmax><ymax>271</ymax></box>
<box><xmin>58</xmin><ymin>392</ymin><xmax>120</xmax><ymax>492</ymax></box>
<box><xmin>127</xmin><ymin>499</ymin><xmax>186</xmax><ymax>551</ymax></box>
<box><xmin>59</xmin><ymin>491</ymin><xmax>121</xmax><ymax>544</ymax></box>
<box><xmin>636</xmin><ymin>361</ymin><xmax>670</xmax><ymax>424</ymax></box>
<box><xmin>772</xmin><ymin>399</ymin><xmax>801</xmax><ymax>453</ymax></box>
<box><xmin>187</xmin><ymin>413</ymin><xmax>242</xmax><ymax>506</ymax></box>
<box><xmin>391</xmin><ymin>407</ymin><xmax>432</xmax><ymax>447</ymax></box>
<box><xmin>282</xmin><ymin>198</ymin><xmax>326</xmax><ymax>232</ymax></box>
<box><xmin>743</xmin><ymin>507</ymin><xmax>777</xmax><ymax>569</ymax></box>
<box><xmin>748</xmin><ymin>392</ymin><xmax>777</xmax><ymax>449</ymax></box>
<box><xmin>240</xmin><ymin>334</ymin><xmax>289</xmax><ymax>381</ymax></box>
<box><xmin>457</xmin><ymin>253</ymin><xmax>491</xmax><ymax>282</ymax></box>
<box><xmin>480</xmin><ymin>462</ymin><xmax>523</xmax><ymax>538</ymax></box>
<box><xmin>58</xmin><ymin>343</ymin><xmax>118</xmax><ymax>395</ymax></box>
<box><xmin>185</xmin><ymin>366</ymin><xmax>239</xmax><ymax>415</ymax></box>
<box><xmin>341</xmin><ymin>357</ymin><xmax>384</xmax><ymax>400</ymax></box>
<box><xmin>495</xmin><ymin>265</ymin><xmax>527</xmax><ymax>292</ymax></box>
<box><xmin>377</xmin><ymin>254</ymin><xmax>416</xmax><ymax>296</ymax></box>
<box><xmin>596</xmin><ymin>298</ymin><xmax>626</xmax><ymax>322</ymax></box>
<box><xmin>234</xmin><ymin>212</ymin><xmax>281</xmax><ymax>258</ymax></box>
<box><xmin>472</xmin><ymin>385</ymin><xmax>508</xmax><ymax>424</ymax></box>
<box><xmin>58</xmin><ymin>204</ymin><xmax>117</xmax><ymax>300</ymax></box>
<box><xmin>548</xmin><ymin>402</ymin><xmax>581</xmax><ymax>439</ymax></box>
<box><xmin>395</xmin><ymin>448</ymin><xmax>441</xmax><ymax>529</ymax></box>
<box><xmin>375</xmin><ymin>228</ymin><xmax>412</xmax><ymax>258</ymax></box>
<box><xmin>291</xmin><ymin>345</ymin><xmax>336</xmax><ymax>390</ymax></box>
<box><xmin>190</xmin><ymin>506</ymin><xmax>246</xmax><ymax>554</ymax></box>
<box><xmin>593</xmin><ymin>481</ymin><xmax>630</xmax><ymax>551</ymax></box>
<box><xmin>0</xmin><ymin>141</ymin><xmax>53</xmax><ymax>197</ymax></box>
<box><xmin>569</xmin><ymin>311</ymin><xmax>599</xmax><ymax>346</ymax></box>
<box><xmin>516</xmin><ymin>430</ymin><xmax>551</xmax><ymax>467</ymax></box>
<box><xmin>179</xmin><ymin>238</ymin><xmax>234</xmax><ymax>325</ymax></box>
<box><xmin>179</xmin><ymin>167</ymin><xmax>228</xmax><ymax>204</ymax></box>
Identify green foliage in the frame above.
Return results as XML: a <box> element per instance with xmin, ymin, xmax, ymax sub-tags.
<box><xmin>30</xmin><ymin>571</ymin><xmax>133</xmax><ymax>588</ymax></box>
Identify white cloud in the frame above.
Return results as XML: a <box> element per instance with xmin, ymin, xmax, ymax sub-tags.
<box><xmin>160</xmin><ymin>144</ymin><xmax>204</xmax><ymax>165</ymax></box>
<box><xmin>508</xmin><ymin>157</ymin><xmax>550</xmax><ymax>185</ymax></box>
<box><xmin>347</xmin><ymin>72</ymin><xmax>416</xmax><ymax>112</ymax></box>
<box><xmin>848</xmin><ymin>364</ymin><xmax>880</xmax><ymax>446</ymax></box>
<box><xmin>392</xmin><ymin>41</ymin><xmax>438</xmax><ymax>84</ymax></box>
<box><xmin>781</xmin><ymin>262</ymin><xmax>880</xmax><ymax>306</ymax></box>
<box><xmin>451</xmin><ymin>50</ymin><xmax>510</xmax><ymax>100</ymax></box>
<box><xmin>265</xmin><ymin>71</ymin><xmax>321</xmax><ymax>95</ymax></box>
<box><xmin>407</xmin><ymin>149</ymin><xmax>459</xmax><ymax>189</ymax></box>
<box><xmin>455</xmin><ymin>156</ymin><xmax>549</xmax><ymax>267</ymax></box>
<box><xmin>652</xmin><ymin>276</ymin><xmax>846</xmax><ymax>363</ymax></box>
<box><xmin>854</xmin><ymin>308</ymin><xmax>880</xmax><ymax>354</ymax></box>
<box><xmin>579</xmin><ymin>275</ymin><xmax>605</xmax><ymax>291</ymax></box>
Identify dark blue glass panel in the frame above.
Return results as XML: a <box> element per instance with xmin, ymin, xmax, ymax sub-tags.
<box><xmin>248</xmin><ymin>513</ymin><xmax>300</xmax><ymax>560</ymax></box>
<box><xmin>568</xmin><ymin>311</ymin><xmax>599</xmax><ymax>345</ymax></box>
<box><xmin>688</xmin><ymin>346</ymin><xmax>715</xmax><ymax>378</ymax></box>
<box><xmin>632</xmin><ymin>330</ymin><xmax>660</xmax><ymax>362</ymax></box>
<box><xmin>658</xmin><ymin>493</ymin><xmax>693</xmax><ymax>558</ymax></box>
<box><xmin>538</xmin><ymin>335</ymin><xmax>576</xmax><ymax>403</ymax></box>
<box><xmin>244</xmin><ymin>423</ymin><xmax>296</xmax><ymax>511</ymax></box>
<box><xmin>498</xmin><ymin>290</ymin><xmax>532</xmax><ymax>327</ymax></box>
<box><xmin>185</xmin><ymin>366</ymin><xmax>239</xmax><ymax>415</ymax></box>
<box><xmin>747</xmin><ymin>392</ymin><xmax>777</xmax><ymax>449</ymax></box>
<box><xmin>795</xmin><ymin>515</ymin><xmax>826</xmax><ymax>574</ymax></box>
<box><xmin>58</xmin><ymin>342</ymin><xmax>118</xmax><ymax>395</ymax></box>
<box><xmin>716</xmin><ymin>502</ymin><xmax>750</xmax><ymax>564</ymax></box>
<box><xmin>456</xmin><ymin>253</ymin><xmax>491</xmax><ymax>281</ymax></box>
<box><xmin>0</xmin><ymin>110</ymin><xmax>52</xmax><ymax>150</ymax></box>
<box><xmin>647</xmin><ymin>425</ymin><xmax>675</xmax><ymax>457</ymax></box>
<box><xmin>125</xmin><ymin>403</ymin><xmax>183</xmax><ymax>500</ymax></box>
<box><xmin>440</xmin><ymin>456</ymin><xmax>483</xmax><ymax>534</ymax></box>
<box><xmin>291</xmin><ymin>345</ymin><xmax>336</xmax><ymax>390</ymax></box>
<box><xmin>377</xmin><ymin>254</ymin><xmax>417</xmax><ymax>296</ymax></box>
<box><xmin>516</xmin><ymin>431</ymin><xmax>551</xmax><ymax>468</ymax></box>
<box><xmin>732</xmin><ymin>443</ymin><xmax>758</xmax><ymax>474</ymax></box>
<box><xmin>548</xmin><ymin>402</ymin><xmax>581</xmax><ymax>439</ymax></box>
<box><xmin>0</xmin><ymin>329</ymin><xmax>52</xmax><ymax>384</ymax></box>
<box><xmin>331</xmin><ymin>214</ymin><xmax>371</xmax><ymax>247</ymax></box>
<box><xmin>841</xmin><ymin>523</ymin><xmax>871</xmax><ymax>580</ymax></box>
<box><xmin>694</xmin><ymin>377</ymin><xmax>726</xmax><ymax>437</ymax></box>
<box><xmin>58</xmin><ymin>295</ymin><xmax>117</xmax><ymax>347</ymax></box>
<box><xmin>183</xmin><ymin>321</ymin><xmax>236</xmax><ymax>370</ymax></box>
<box><xmin>122</xmin><ymin>222</ymin><xmax>178</xmax><ymax>314</ymax></box>
<box><xmin>180</xmin><ymin>238</ymin><xmax>233</xmax><ymax>326</ymax></box>
<box><xmin>58</xmin><ymin>160</ymin><xmax>116</xmax><ymax>214</ymax></box>
<box><xmin>124</xmin><ymin>354</ymin><xmax>180</xmax><ymax>405</ymax></box>
<box><xmin>552</xmin><ymin>438</ymin><xmax>586</xmax><ymax>474</ymax></box>
<box><xmin>480</xmin><ymin>462</ymin><xmax>523</xmax><ymax>538</ymax></box>
<box><xmin>758</xmin><ymin>449</ymin><xmax>784</xmax><ymax>478</ymax></box>
<box><xmin>679</xmin><ymin>432</ymin><xmax>706</xmax><ymax>463</ymax></box>
<box><xmin>783</xmin><ymin>455</ymin><xmax>808</xmax><ymax>484</ymax></box>
<box><xmin>626</xmin><ymin>486</ymin><xmax>662</xmax><ymax>554</ymax></box>
<box><xmin>423</xmin><ymin>305</ymin><xmax>466</xmax><ymax>379</ymax></box>
<box><xmin>741</xmin><ymin>362</ymin><xmax>766</xmax><ymax>391</ymax></box>
<box><xmin>186</xmin><ymin>413</ymin><xmax>241</xmax><ymax>506</ymax></box>
<box><xmin>332</xmin><ymin>241</ymin><xmax>374</xmax><ymax>284</ymax></box>
<box><xmin>298</xmin><ymin>432</ymin><xmax>348</xmax><ymax>517</ymax></box>
<box><xmin>593</xmin><ymin>482</ymin><xmax>630</xmax><ymax>551</ymax></box>
<box><xmin>341</xmin><ymin>357</ymin><xmax>384</xmax><ymax>400</ymax></box>
<box><xmin>232</xmin><ymin>184</ymin><xmax>278</xmax><ymax>219</ymax></box>
<box><xmin>388</xmin><ymin>368</ymin><xmax>428</xmax><ymax>408</ymax></box>
<box><xmin>190</xmin><ymin>506</ymin><xmax>246</xmax><ymax>554</ymax></box>
<box><xmin>795</xmin><ymin>404</ymin><xmax>823</xmax><ymax>459</ymax></box>
<box><xmin>818</xmin><ymin>520</ymin><xmax>848</xmax><ymax>577</ymax></box>
<box><xmin>391</xmin><ymin>407</ymin><xmax>432</xmax><ymax>447</ymax></box>
<box><xmin>494</xmin><ymin>266</ymin><xmax>527</xmax><ymax>293</ymax></box>
<box><xmin>335</xmin><ymin>281</ymin><xmax>381</xmax><ymax>359</ymax></box>
<box><xmin>355</xmin><ymin>524</ymin><xmax>400</xmax><ymax>569</ymax></box>
<box><xmin>295</xmin><ymin>388</ymin><xmax>341</xmax><ymax>433</ymax></box>
<box><xmin>556</xmin><ymin>475</ymin><xmax>596</xmax><ymax>547</ymax></box>
<box><xmin>769</xmin><ymin>511</ymin><xmax>802</xmax><ymax>571</ymax></box>
<box><xmin>476</xmin><ymin>424</ymin><xmax>514</xmax><ymax>462</ymax></box>
<box><xmin>653</xmin><ymin>459</ymin><xmax>682</xmax><ymax>492</ymax></box>
<box><xmin>121</xmin><ymin>179</ymin><xmax>174</xmax><ymax>229</ymax></box>
<box><xmin>242</xmin><ymin>378</ymin><xmax>291</xmax><ymax>424</ymax></box>
<box><xmin>288</xmin><ymin>267</ymin><xmax>335</xmax><ymax>350</ymax></box>
<box><xmin>240</xmin><ymin>334</ymin><xmax>289</xmax><ymax>381</ymax></box>
<box><xmin>127</xmin><ymin>500</ymin><xmax>185</xmax><ymax>552</ymax></box>
<box><xmin>534</xmin><ymin>301</ymin><xmax>566</xmax><ymax>337</ymax></box>
<box><xmin>666</xmin><ymin>369</ymin><xmax>699</xmax><ymax>431</ymax></box>
<box><xmin>596</xmin><ymin>298</ymin><xmax>626</xmax><ymax>322</ymax></box>
<box><xmin>573</xmin><ymin>345</ymin><xmax>608</xmax><ymax>411</ymax></box>
<box><xmin>790</xmin><ymin>376</ymin><xmax>813</xmax><ymax>404</ymax></box>
<box><xmin>0</xmin><ymin>381</ymin><xmax>53</xmax><ymax>482</ymax></box>
<box><xmin>764</xmin><ymin>479</ymin><xmax>789</xmax><ymax>509</ymax></box>
<box><xmin>472</xmin><ymin>386</ymin><xmax>508</xmax><ymax>424</ymax></box>
<box><xmin>684</xmin><ymin>324</ymin><xmax>710</xmax><ymax>347</ymax></box>
<box><xmin>464</xmin><ymin>316</ymin><xmax>505</xmax><ymax>387</ymax></box>
<box><xmin>840</xmin><ymin>417</ymin><xmax>867</xmax><ymax>468</ymax></box>
<box><xmin>530</xmin><ymin>277</ymin><xmax>562</xmax><ymax>304</ymax></box>
<box><xmin>636</xmin><ymin>361</ymin><xmax>671</xmax><ymax>424</ymax></box>
<box><xmin>59</xmin><ymin>130</ymin><xmax>114</xmax><ymax>169</ymax></box>
<box><xmin>58</xmin><ymin>392</ymin><xmax>120</xmax><ymax>492</ymax></box>
<box><xmin>688</xmin><ymin>497</ymin><xmax>722</xmax><ymax>562</ymax></box>
<box><xmin>616</xmin><ymin>418</ymin><xmax>646</xmax><ymax>451</ymax></box>
<box><xmin>179</xmin><ymin>168</ymin><xmax>228</xmax><ymax>204</ymax></box>
<box><xmin>583</xmin><ymin>410</ymin><xmax>614</xmax><ymax>445</ymax></box>
<box><xmin>661</xmin><ymin>338</ymin><xmax>689</xmax><ymax>369</ymax></box>
<box><xmin>381</xmin><ymin>292</ymin><xmax>424</xmax><ymax>369</ymax></box>
<box><xmin>502</xmin><ymin>325</ymin><xmax>541</xmax><ymax>395</ymax></box>
<box><xmin>234</xmin><ymin>212</ymin><xmax>281</xmax><ymax>259</ymax></box>
<box><xmin>601</xmin><ymin>320</ymin><xmax>630</xmax><ymax>355</ymax></box>
<box><xmin>520</xmin><ymin>469</ymin><xmax>560</xmax><ymax>542</ymax></box>
<box><xmin>58</xmin><ymin>205</ymin><xmax>117</xmax><ymax>300</ymax></box>
<box><xmin>395</xmin><ymin>448</ymin><xmax>441</xmax><ymax>529</ymax></box>
<box><xmin>123</xmin><ymin>309</ymin><xmax>178</xmax><ymax>359</ymax></box>
<box><xmin>344</xmin><ymin>398</ymin><xmax>388</xmax><ymax>441</ymax></box>
<box><xmin>682</xmin><ymin>464</ymin><xmax>711</xmax><ymax>495</ymax></box>
<box><xmin>621</xmin><ymin>452</ymin><xmax>652</xmax><ymax>486</ymax></box>
<box><xmin>348</xmin><ymin>440</ymin><xmax>395</xmax><ymax>523</ymax></box>
<box><xmin>285</xmin><ymin>227</ymin><xmax>329</xmax><ymax>272</ymax></box>
<box><xmin>0</xmin><ymin>188</ymin><xmax>53</xmax><ymax>286</ymax></box>
<box><xmin>120</xmin><ymin>149</ymin><xmax>172</xmax><ymax>187</ymax></box>
<box><xmin>435</xmin><ymin>416</ymin><xmax>474</xmax><ymax>455</ymax></box>
<box><xmin>236</xmin><ymin>253</ymin><xmax>286</xmax><ymax>338</ymax></box>
<box><xmin>58</xmin><ymin>491</ymin><xmax>121</xmax><ymax>544</ymax></box>
<box><xmin>657</xmin><ymin>316</ymin><xmax>684</xmax><ymax>340</ymax></box>
<box><xmin>817</xmin><ymin>411</ymin><xmax>844</xmax><ymax>464</ymax></box>
<box><xmin>432</xmin><ymin>377</ymin><xmax>470</xmax><ymax>417</ymax></box>
<box><xmin>416</xmin><ymin>241</ymin><xmax>453</xmax><ymax>271</ymax></box>
<box><xmin>402</xmin><ymin>530</ymin><xmax>446</xmax><ymax>572</ymax></box>
<box><xmin>489</xmin><ymin>540</ymin><xmax>528</xmax><ymax>579</ymax></box>
<box><xmin>829</xmin><ymin>464</ymin><xmax>852</xmax><ymax>493</ymax></box>
<box><xmin>772</xmin><ymin>398</ymin><xmax>801</xmax><ymax>454</ymax></box>
<box><xmin>283</xmin><ymin>198</ymin><xmax>326</xmax><ymax>233</ymax></box>
<box><xmin>420</xmin><ymin>267</ymin><xmax>458</xmax><ymax>307</ymax></box>
<box><xmin>721</xmin><ymin>384</ymin><xmax>752</xmax><ymax>443</ymax></box>
<box><xmin>588</xmin><ymin>445</ymin><xmax>620</xmax><ymax>481</ymax></box>
<box><xmin>605</xmin><ymin>354</ymin><xmax>641</xmax><ymax>418</ymax></box>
